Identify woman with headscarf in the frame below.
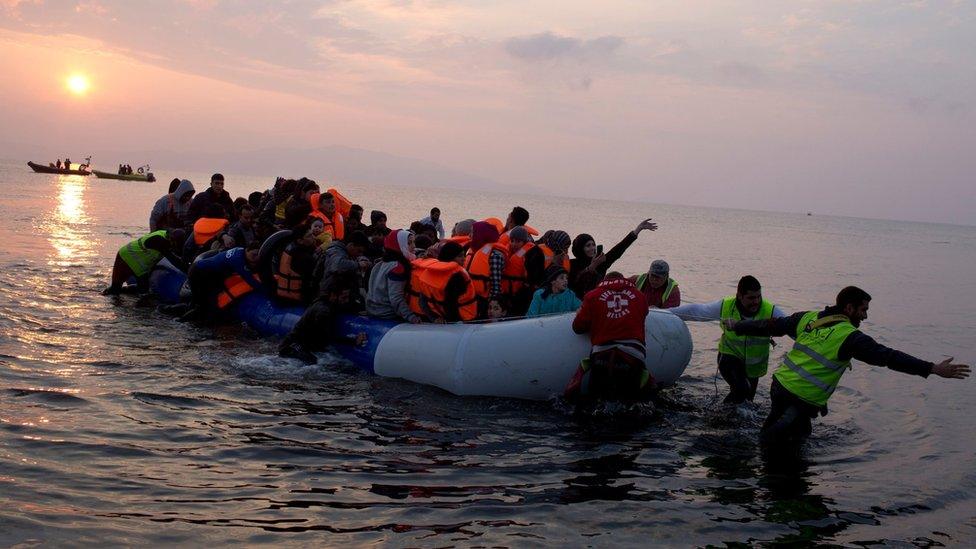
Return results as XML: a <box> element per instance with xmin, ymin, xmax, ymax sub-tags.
<box><xmin>366</xmin><ymin>229</ymin><xmax>422</xmax><ymax>323</ymax></box>
<box><xmin>568</xmin><ymin>218</ymin><xmax>658</xmax><ymax>299</ymax></box>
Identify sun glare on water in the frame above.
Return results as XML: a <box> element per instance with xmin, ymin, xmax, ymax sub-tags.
<box><xmin>66</xmin><ymin>73</ymin><xmax>90</xmax><ymax>96</ymax></box>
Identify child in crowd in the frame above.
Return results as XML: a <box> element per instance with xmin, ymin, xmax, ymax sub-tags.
<box><xmin>487</xmin><ymin>296</ymin><xmax>510</xmax><ymax>322</ymax></box>
<box><xmin>526</xmin><ymin>265</ymin><xmax>581</xmax><ymax>317</ymax></box>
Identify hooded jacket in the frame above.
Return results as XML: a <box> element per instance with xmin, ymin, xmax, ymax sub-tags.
<box><xmin>366</xmin><ymin>229</ymin><xmax>420</xmax><ymax>322</ymax></box>
<box><xmin>149</xmin><ymin>179</ymin><xmax>195</xmax><ymax>232</ymax></box>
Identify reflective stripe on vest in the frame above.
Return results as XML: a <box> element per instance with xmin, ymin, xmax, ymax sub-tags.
<box><xmin>193</xmin><ymin>218</ymin><xmax>229</xmax><ymax>245</ymax></box>
<box><xmin>217</xmin><ymin>273</ymin><xmax>256</xmax><ymax>309</ymax></box>
<box><xmin>538</xmin><ymin>244</ymin><xmax>570</xmax><ymax>272</ymax></box>
<box><xmin>118</xmin><ymin>230</ymin><xmax>168</xmax><ymax>277</ymax></box>
<box><xmin>772</xmin><ymin>310</ymin><xmax>857</xmax><ymax>407</ymax></box>
<box><xmin>501</xmin><ymin>242</ymin><xmax>534</xmax><ymax>295</ymax></box>
<box><xmin>273</xmin><ymin>248</ymin><xmax>304</xmax><ymax>301</ymax></box>
<box><xmin>635</xmin><ymin>274</ymin><xmax>677</xmax><ymax>306</ymax></box>
<box><xmin>718</xmin><ymin>296</ymin><xmax>775</xmax><ymax>377</ymax></box>
<box><xmin>407</xmin><ymin>258</ymin><xmax>478</xmax><ymax>321</ymax></box>
<box><xmin>465</xmin><ymin>243</ymin><xmax>507</xmax><ymax>299</ymax></box>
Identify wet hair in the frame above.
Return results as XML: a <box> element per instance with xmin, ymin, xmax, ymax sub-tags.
<box><xmin>204</xmin><ymin>204</ymin><xmax>227</xmax><ymax>219</ymax></box>
<box><xmin>737</xmin><ymin>275</ymin><xmax>761</xmax><ymax>294</ymax></box>
<box><xmin>836</xmin><ymin>286</ymin><xmax>871</xmax><ymax>309</ymax></box>
<box><xmin>510</xmin><ymin>206</ymin><xmax>529</xmax><ymax>226</ymax></box>
<box><xmin>211</xmin><ymin>173</ymin><xmax>224</xmax><ymax>183</ymax></box>
<box><xmin>168</xmin><ymin>178</ymin><xmax>181</xmax><ymax>193</ymax></box>
<box><xmin>344</xmin><ymin>230</ymin><xmax>370</xmax><ymax>249</ymax></box>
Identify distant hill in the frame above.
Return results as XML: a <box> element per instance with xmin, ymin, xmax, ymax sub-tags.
<box><xmin>2</xmin><ymin>141</ymin><xmax>528</xmax><ymax>194</ymax></box>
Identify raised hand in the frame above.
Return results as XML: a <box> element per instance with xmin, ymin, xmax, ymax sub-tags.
<box><xmin>635</xmin><ymin>218</ymin><xmax>658</xmax><ymax>233</ymax></box>
<box><xmin>932</xmin><ymin>357</ymin><xmax>971</xmax><ymax>379</ymax></box>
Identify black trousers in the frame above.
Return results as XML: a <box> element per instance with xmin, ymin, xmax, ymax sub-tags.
<box><xmin>280</xmin><ymin>299</ymin><xmax>335</xmax><ymax>352</ymax></box>
<box><xmin>760</xmin><ymin>377</ymin><xmax>822</xmax><ymax>445</ymax></box>
<box><xmin>717</xmin><ymin>353</ymin><xmax>760</xmax><ymax>404</ymax></box>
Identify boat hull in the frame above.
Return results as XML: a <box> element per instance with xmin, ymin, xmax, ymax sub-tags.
<box><xmin>27</xmin><ymin>161</ymin><xmax>91</xmax><ymax>175</ymax></box>
<box><xmin>93</xmin><ymin>170</ymin><xmax>155</xmax><ymax>182</ymax></box>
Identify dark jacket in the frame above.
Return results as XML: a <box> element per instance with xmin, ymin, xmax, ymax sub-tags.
<box><xmin>188</xmin><ymin>187</ymin><xmax>237</xmax><ymax>225</ymax></box>
<box><xmin>149</xmin><ymin>179</ymin><xmax>195</xmax><ymax>232</ymax></box>
<box><xmin>569</xmin><ymin>231</ymin><xmax>638</xmax><ymax>299</ymax></box>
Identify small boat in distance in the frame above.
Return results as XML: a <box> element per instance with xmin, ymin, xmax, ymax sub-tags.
<box><xmin>93</xmin><ymin>165</ymin><xmax>156</xmax><ymax>182</ymax></box>
<box><xmin>27</xmin><ymin>159</ymin><xmax>92</xmax><ymax>176</ymax></box>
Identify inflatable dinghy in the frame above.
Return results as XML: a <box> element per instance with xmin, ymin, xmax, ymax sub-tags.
<box><xmin>149</xmin><ymin>260</ymin><xmax>693</xmax><ymax>400</ymax></box>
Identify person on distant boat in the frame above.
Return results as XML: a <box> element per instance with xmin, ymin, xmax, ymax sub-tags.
<box><xmin>64</xmin><ymin>157</ymin><xmax>71</xmax><ymax>170</ymax></box>
<box><xmin>419</xmin><ymin>207</ymin><xmax>446</xmax><ymax>240</ymax></box>
<box><xmin>150</xmin><ymin>178</ymin><xmax>196</xmax><ymax>233</ymax></box>
<box><xmin>724</xmin><ymin>286</ymin><xmax>971</xmax><ymax>446</ymax></box>
<box><xmin>366</xmin><ymin>229</ymin><xmax>422</xmax><ymax>324</ymax></box>
<box><xmin>183</xmin><ymin>204</ymin><xmax>230</xmax><ymax>262</ymax></box>
<box><xmin>567</xmin><ymin>272</ymin><xmax>653</xmax><ymax>403</ymax></box>
<box><xmin>526</xmin><ymin>265</ymin><xmax>582</xmax><ymax>318</ymax></box>
<box><xmin>569</xmin><ymin>218</ymin><xmax>659</xmax><ymax>299</ymax></box>
<box><xmin>118</xmin><ymin>164</ymin><xmax>124</xmax><ymax>175</ymax></box>
<box><xmin>102</xmin><ymin>229</ymin><xmax>186</xmax><ymax>295</ymax></box>
<box><xmin>671</xmin><ymin>275</ymin><xmax>787</xmax><ymax>405</ymax></box>
<box><xmin>407</xmin><ymin>241</ymin><xmax>478</xmax><ymax>323</ymax></box>
<box><xmin>278</xmin><ymin>270</ymin><xmax>367</xmax><ymax>364</ymax></box>
<box><xmin>227</xmin><ymin>204</ymin><xmax>257</xmax><ymax>248</ymax></box>
<box><xmin>56</xmin><ymin>159</ymin><xmax>62</xmax><ymax>169</ymax></box>
<box><xmin>268</xmin><ymin>220</ymin><xmax>321</xmax><ymax>304</ymax></box>
<box><xmin>167</xmin><ymin>178</ymin><xmax>181</xmax><ymax>193</ymax></box>
<box><xmin>631</xmin><ymin>259</ymin><xmax>680</xmax><ymax>309</ymax></box>
<box><xmin>187</xmin><ymin>173</ymin><xmax>236</xmax><ymax>225</ymax></box>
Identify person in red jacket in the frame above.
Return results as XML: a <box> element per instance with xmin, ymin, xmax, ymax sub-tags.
<box><xmin>568</xmin><ymin>272</ymin><xmax>653</xmax><ymax>402</ymax></box>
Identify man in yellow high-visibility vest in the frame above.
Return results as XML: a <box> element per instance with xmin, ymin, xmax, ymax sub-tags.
<box><xmin>724</xmin><ymin>286</ymin><xmax>970</xmax><ymax>445</ymax></box>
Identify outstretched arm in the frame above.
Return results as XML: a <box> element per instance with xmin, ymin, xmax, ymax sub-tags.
<box><xmin>841</xmin><ymin>331</ymin><xmax>971</xmax><ymax>379</ymax></box>
<box><xmin>670</xmin><ymin>300</ymin><xmax>723</xmax><ymax>322</ymax></box>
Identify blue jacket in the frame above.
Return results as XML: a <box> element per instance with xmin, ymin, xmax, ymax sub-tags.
<box><xmin>193</xmin><ymin>247</ymin><xmax>262</xmax><ymax>290</ymax></box>
<box><xmin>526</xmin><ymin>288</ymin><xmax>582</xmax><ymax>317</ymax></box>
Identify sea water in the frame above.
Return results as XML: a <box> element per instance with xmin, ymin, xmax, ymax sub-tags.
<box><xmin>1</xmin><ymin>160</ymin><xmax>974</xmax><ymax>545</ymax></box>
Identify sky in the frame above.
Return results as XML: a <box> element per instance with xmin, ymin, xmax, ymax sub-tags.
<box><xmin>1</xmin><ymin>0</ymin><xmax>974</xmax><ymax>225</ymax></box>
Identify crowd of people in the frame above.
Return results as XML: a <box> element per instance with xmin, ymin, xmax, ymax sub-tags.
<box><xmin>105</xmin><ymin>172</ymin><xmax>970</xmax><ymax>447</ymax></box>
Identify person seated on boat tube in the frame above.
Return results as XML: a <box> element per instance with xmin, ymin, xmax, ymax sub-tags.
<box><xmin>282</xmin><ymin>178</ymin><xmax>319</xmax><ymax>228</ymax></box>
<box><xmin>308</xmin><ymin>190</ymin><xmax>345</xmax><ymax>243</ymax></box>
<box><xmin>449</xmin><ymin>218</ymin><xmax>475</xmax><ymax>247</ymax></box>
<box><xmin>566</xmin><ymin>272</ymin><xmax>653</xmax><ymax>403</ymax></box>
<box><xmin>465</xmin><ymin>221</ymin><xmax>508</xmax><ymax>316</ymax></box>
<box><xmin>263</xmin><ymin>220</ymin><xmax>322</xmax><ymax>304</ymax></box>
<box><xmin>102</xmin><ymin>229</ymin><xmax>187</xmax><ymax>295</ymax></box>
<box><xmin>188</xmin><ymin>173</ymin><xmax>236</xmax><ymax>225</ymax></box>
<box><xmin>279</xmin><ymin>270</ymin><xmax>368</xmax><ymax>365</ymax></box>
<box><xmin>725</xmin><ymin>286</ymin><xmax>970</xmax><ymax>447</ymax></box>
<box><xmin>181</xmin><ymin>241</ymin><xmax>264</xmax><ymax>321</ymax></box>
<box><xmin>183</xmin><ymin>204</ymin><xmax>231</xmax><ymax>262</ymax></box>
<box><xmin>407</xmin><ymin>241</ymin><xmax>478</xmax><ymax>322</ymax></box>
<box><xmin>150</xmin><ymin>178</ymin><xmax>195</xmax><ymax>233</ymax></box>
<box><xmin>419</xmin><ymin>207</ymin><xmax>446</xmax><ymax>240</ymax></box>
<box><xmin>526</xmin><ymin>265</ymin><xmax>581</xmax><ymax>318</ymax></box>
<box><xmin>345</xmin><ymin>204</ymin><xmax>366</xmax><ymax>235</ymax></box>
<box><xmin>257</xmin><ymin>177</ymin><xmax>294</xmax><ymax>229</ymax></box>
<box><xmin>569</xmin><ymin>218</ymin><xmax>659</xmax><ymax>299</ymax></box>
<box><xmin>630</xmin><ymin>259</ymin><xmax>680</xmax><ymax>309</ymax></box>
<box><xmin>366</xmin><ymin>229</ymin><xmax>422</xmax><ymax>324</ymax></box>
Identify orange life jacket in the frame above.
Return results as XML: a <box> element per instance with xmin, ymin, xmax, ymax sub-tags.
<box><xmin>498</xmin><ymin>224</ymin><xmax>540</xmax><ymax>248</ymax></box>
<box><xmin>407</xmin><ymin>258</ymin><xmax>477</xmax><ymax>321</ymax></box>
<box><xmin>502</xmin><ymin>242</ymin><xmax>535</xmax><ymax>295</ymax></box>
<box><xmin>216</xmin><ymin>273</ymin><xmax>258</xmax><ymax>309</ymax></box>
<box><xmin>309</xmin><ymin>193</ymin><xmax>345</xmax><ymax>241</ymax></box>
<box><xmin>538</xmin><ymin>243</ymin><xmax>570</xmax><ymax>271</ymax></box>
<box><xmin>193</xmin><ymin>217</ymin><xmax>229</xmax><ymax>245</ymax></box>
<box><xmin>326</xmin><ymin>187</ymin><xmax>353</xmax><ymax>218</ymax></box>
<box><xmin>465</xmin><ymin>243</ymin><xmax>508</xmax><ymax>299</ymax></box>
<box><xmin>273</xmin><ymin>248</ymin><xmax>304</xmax><ymax>302</ymax></box>
<box><xmin>446</xmin><ymin>235</ymin><xmax>471</xmax><ymax>248</ymax></box>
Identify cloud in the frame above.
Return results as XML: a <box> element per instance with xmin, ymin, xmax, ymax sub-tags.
<box><xmin>504</xmin><ymin>32</ymin><xmax>624</xmax><ymax>62</ymax></box>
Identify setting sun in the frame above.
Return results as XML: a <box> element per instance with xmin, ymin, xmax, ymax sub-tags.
<box><xmin>66</xmin><ymin>73</ymin><xmax>90</xmax><ymax>95</ymax></box>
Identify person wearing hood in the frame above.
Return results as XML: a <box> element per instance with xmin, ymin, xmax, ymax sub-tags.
<box><xmin>366</xmin><ymin>229</ymin><xmax>422</xmax><ymax>323</ymax></box>
<box><xmin>149</xmin><ymin>178</ymin><xmax>195</xmax><ymax>232</ymax></box>
<box><xmin>313</xmin><ymin>231</ymin><xmax>371</xmax><ymax>307</ymax></box>
<box><xmin>188</xmin><ymin>173</ymin><xmax>236</xmax><ymax>225</ymax></box>
<box><xmin>464</xmin><ymin>220</ymin><xmax>508</xmax><ymax>315</ymax></box>
<box><xmin>526</xmin><ymin>265</ymin><xmax>581</xmax><ymax>317</ymax></box>
<box><xmin>569</xmin><ymin>218</ymin><xmax>659</xmax><ymax>299</ymax></box>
